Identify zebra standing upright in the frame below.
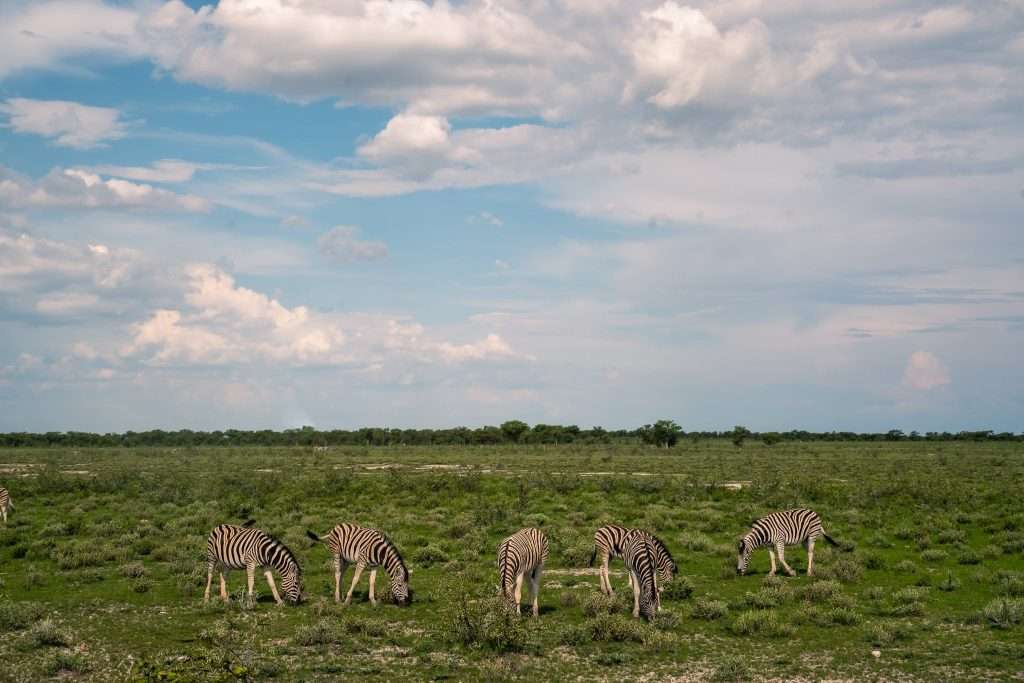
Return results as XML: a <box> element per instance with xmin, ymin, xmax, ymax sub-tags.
<box><xmin>498</xmin><ymin>527</ymin><xmax>549</xmax><ymax>617</ymax></box>
<box><xmin>0</xmin><ymin>487</ymin><xmax>10</xmax><ymax>524</ymax></box>
<box><xmin>204</xmin><ymin>523</ymin><xmax>302</xmax><ymax>605</ymax></box>
<box><xmin>736</xmin><ymin>508</ymin><xmax>838</xmax><ymax>577</ymax></box>
<box><xmin>306</xmin><ymin>523</ymin><xmax>411</xmax><ymax>606</ymax></box>
<box><xmin>620</xmin><ymin>528</ymin><xmax>658</xmax><ymax>621</ymax></box>
<box><xmin>590</xmin><ymin>525</ymin><xmax>677</xmax><ymax>609</ymax></box>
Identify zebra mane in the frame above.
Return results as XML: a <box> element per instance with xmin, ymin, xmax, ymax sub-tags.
<box><xmin>378</xmin><ymin>530</ymin><xmax>409</xmax><ymax>581</ymax></box>
<box><xmin>267</xmin><ymin>534</ymin><xmax>301</xmax><ymax>573</ymax></box>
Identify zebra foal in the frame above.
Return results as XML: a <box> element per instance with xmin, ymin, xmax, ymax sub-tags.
<box><xmin>306</xmin><ymin>523</ymin><xmax>411</xmax><ymax>606</ymax></box>
<box><xmin>498</xmin><ymin>527</ymin><xmax>548</xmax><ymax>617</ymax></box>
<box><xmin>0</xmin><ymin>487</ymin><xmax>11</xmax><ymax>524</ymax></box>
<box><xmin>204</xmin><ymin>522</ymin><xmax>302</xmax><ymax>605</ymax></box>
<box><xmin>737</xmin><ymin>508</ymin><xmax>838</xmax><ymax>577</ymax></box>
<box><xmin>620</xmin><ymin>529</ymin><xmax>658</xmax><ymax>621</ymax></box>
<box><xmin>590</xmin><ymin>524</ymin><xmax>677</xmax><ymax>610</ymax></box>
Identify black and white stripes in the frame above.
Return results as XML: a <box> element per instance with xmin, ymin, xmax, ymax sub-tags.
<box><xmin>204</xmin><ymin>523</ymin><xmax>302</xmax><ymax>605</ymax></box>
<box><xmin>0</xmin><ymin>486</ymin><xmax>10</xmax><ymax>524</ymax></box>
<box><xmin>591</xmin><ymin>524</ymin><xmax>677</xmax><ymax>609</ymax></box>
<box><xmin>737</xmin><ymin>508</ymin><xmax>838</xmax><ymax>577</ymax></box>
<box><xmin>620</xmin><ymin>529</ymin><xmax>658</xmax><ymax>621</ymax></box>
<box><xmin>306</xmin><ymin>523</ymin><xmax>412</xmax><ymax>606</ymax></box>
<box><xmin>498</xmin><ymin>527</ymin><xmax>549</xmax><ymax>617</ymax></box>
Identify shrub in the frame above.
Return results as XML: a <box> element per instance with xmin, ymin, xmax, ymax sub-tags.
<box><xmin>936</xmin><ymin>529</ymin><xmax>966</xmax><ymax>545</ymax></box>
<box><xmin>679</xmin><ymin>532</ymin><xmax>715</xmax><ymax>553</ymax></box>
<box><xmin>957</xmin><ymin>548</ymin><xmax>982</xmax><ymax>565</ymax></box>
<box><xmin>893</xmin><ymin>587</ymin><xmax>928</xmax><ymax>605</ymax></box>
<box><xmin>730</xmin><ymin>610</ymin><xmax>794</xmax><ymax>637</ymax></box>
<box><xmin>921</xmin><ymin>549</ymin><xmax>948</xmax><ymax>562</ymax></box>
<box><xmin>132</xmin><ymin>578</ymin><xmax>153</xmax><ymax>594</ymax></box>
<box><xmin>413</xmin><ymin>545</ymin><xmax>450</xmax><ymax>567</ymax></box>
<box><xmin>818</xmin><ymin>555</ymin><xmax>864</xmax><ymax>583</ymax></box>
<box><xmin>800</xmin><ymin>579</ymin><xmax>842</xmax><ymax>603</ymax></box>
<box><xmin>295</xmin><ymin>620</ymin><xmax>341</xmax><ymax>646</ymax></box>
<box><xmin>744</xmin><ymin>587</ymin><xmax>787</xmax><ymax>610</ymax></box>
<box><xmin>120</xmin><ymin>562</ymin><xmax>147</xmax><ymax>578</ymax></box>
<box><xmin>996</xmin><ymin>572</ymin><xmax>1024</xmax><ymax>597</ymax></box>
<box><xmin>981</xmin><ymin>598</ymin><xmax>1024</xmax><ymax>629</ymax></box>
<box><xmin>580</xmin><ymin>592</ymin><xmax>621</xmax><ymax>617</ymax></box>
<box><xmin>712</xmin><ymin>655</ymin><xmax>752</xmax><ymax>682</ymax></box>
<box><xmin>691</xmin><ymin>597</ymin><xmax>728</xmax><ymax>621</ymax></box>
<box><xmin>660</xmin><ymin>576</ymin><xmax>694</xmax><ymax>602</ymax></box>
<box><xmin>894</xmin><ymin>560</ymin><xmax>918</xmax><ymax>574</ymax></box>
<box><xmin>865</xmin><ymin>621</ymin><xmax>912</xmax><ymax>646</ymax></box>
<box><xmin>798</xmin><ymin>605</ymin><xmax>860</xmax><ymax>627</ymax></box>
<box><xmin>46</xmin><ymin>652</ymin><xmax>87</xmax><ymax>676</ymax></box>
<box><xmin>938</xmin><ymin>572</ymin><xmax>961</xmax><ymax>592</ymax></box>
<box><xmin>25</xmin><ymin>619</ymin><xmax>72</xmax><ymax>648</ymax></box>
<box><xmin>862</xmin><ymin>553</ymin><xmax>885</xmax><ymax>570</ymax></box>
<box><xmin>0</xmin><ymin>601</ymin><xmax>45</xmax><ymax>631</ymax></box>
<box><xmin>441</xmin><ymin>595</ymin><xmax>528</xmax><ymax>652</ymax></box>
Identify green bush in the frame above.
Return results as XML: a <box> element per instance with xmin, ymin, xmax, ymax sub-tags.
<box><xmin>25</xmin><ymin>619</ymin><xmax>72</xmax><ymax>648</ymax></box>
<box><xmin>981</xmin><ymin>598</ymin><xmax>1024</xmax><ymax>629</ymax></box>
<box><xmin>660</xmin><ymin>575</ymin><xmax>694</xmax><ymax>602</ymax></box>
<box><xmin>440</xmin><ymin>594</ymin><xmax>528</xmax><ymax>652</ymax></box>
<box><xmin>0</xmin><ymin>601</ymin><xmax>45</xmax><ymax>631</ymax></box>
<box><xmin>730</xmin><ymin>610</ymin><xmax>794</xmax><ymax>637</ymax></box>
<box><xmin>691</xmin><ymin>597</ymin><xmax>729</xmax><ymax>620</ymax></box>
<box><xmin>295</xmin><ymin>619</ymin><xmax>341</xmax><ymax>646</ymax></box>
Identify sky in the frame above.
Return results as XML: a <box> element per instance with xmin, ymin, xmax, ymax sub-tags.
<box><xmin>0</xmin><ymin>0</ymin><xmax>1022</xmax><ymax>433</ymax></box>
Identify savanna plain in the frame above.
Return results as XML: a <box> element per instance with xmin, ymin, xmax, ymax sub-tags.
<box><xmin>1</xmin><ymin>441</ymin><xmax>1023</xmax><ymax>682</ymax></box>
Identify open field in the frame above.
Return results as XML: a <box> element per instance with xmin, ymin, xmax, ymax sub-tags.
<box><xmin>1</xmin><ymin>441</ymin><xmax>1023</xmax><ymax>682</ymax></box>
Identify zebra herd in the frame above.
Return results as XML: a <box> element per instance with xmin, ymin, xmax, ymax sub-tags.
<box><xmin>196</xmin><ymin>506</ymin><xmax>838</xmax><ymax>621</ymax></box>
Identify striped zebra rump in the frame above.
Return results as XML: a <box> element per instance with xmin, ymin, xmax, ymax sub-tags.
<box><xmin>498</xmin><ymin>527</ymin><xmax>549</xmax><ymax>599</ymax></box>
<box><xmin>206</xmin><ymin>523</ymin><xmax>302</xmax><ymax>603</ymax></box>
<box><xmin>306</xmin><ymin>523</ymin><xmax>411</xmax><ymax>606</ymax></box>
<box><xmin>621</xmin><ymin>529</ymin><xmax>658</xmax><ymax>621</ymax></box>
<box><xmin>590</xmin><ymin>524</ymin><xmax>629</xmax><ymax>566</ymax></box>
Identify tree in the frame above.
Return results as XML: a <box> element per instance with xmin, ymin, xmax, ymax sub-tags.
<box><xmin>640</xmin><ymin>420</ymin><xmax>682</xmax><ymax>448</ymax></box>
<box><xmin>500</xmin><ymin>420</ymin><xmax>530</xmax><ymax>443</ymax></box>
<box><xmin>762</xmin><ymin>432</ymin><xmax>782</xmax><ymax>446</ymax></box>
<box><xmin>731</xmin><ymin>425</ymin><xmax>751</xmax><ymax>447</ymax></box>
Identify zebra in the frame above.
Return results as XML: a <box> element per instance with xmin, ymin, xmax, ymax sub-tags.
<box><xmin>204</xmin><ymin>522</ymin><xmax>302</xmax><ymax>605</ymax></box>
<box><xmin>620</xmin><ymin>528</ymin><xmax>658</xmax><ymax>621</ymax></box>
<box><xmin>498</xmin><ymin>527</ymin><xmax>549</xmax><ymax>617</ymax></box>
<box><xmin>589</xmin><ymin>525</ymin><xmax>677</xmax><ymax>610</ymax></box>
<box><xmin>736</xmin><ymin>508</ymin><xmax>839</xmax><ymax>577</ymax></box>
<box><xmin>306</xmin><ymin>523</ymin><xmax>411</xmax><ymax>607</ymax></box>
<box><xmin>0</xmin><ymin>487</ymin><xmax>10</xmax><ymax>524</ymax></box>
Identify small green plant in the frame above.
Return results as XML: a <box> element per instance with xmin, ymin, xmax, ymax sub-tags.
<box><xmin>660</xmin><ymin>575</ymin><xmax>694</xmax><ymax>601</ymax></box>
<box><xmin>921</xmin><ymin>549</ymin><xmax>948</xmax><ymax>562</ymax></box>
<box><xmin>730</xmin><ymin>610</ymin><xmax>794</xmax><ymax>637</ymax></box>
<box><xmin>691</xmin><ymin>597</ymin><xmax>729</xmax><ymax>620</ymax></box>
<box><xmin>981</xmin><ymin>598</ymin><xmax>1023</xmax><ymax>629</ymax></box>
<box><xmin>295</xmin><ymin>619</ymin><xmax>341</xmax><ymax>646</ymax></box>
<box><xmin>712</xmin><ymin>655</ymin><xmax>752</xmax><ymax>682</ymax></box>
<box><xmin>938</xmin><ymin>572</ymin><xmax>961</xmax><ymax>592</ymax></box>
<box><xmin>25</xmin><ymin>619</ymin><xmax>72</xmax><ymax>648</ymax></box>
<box><xmin>120</xmin><ymin>561</ymin><xmax>147</xmax><ymax>578</ymax></box>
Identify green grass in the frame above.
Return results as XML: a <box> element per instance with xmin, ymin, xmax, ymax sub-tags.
<box><xmin>0</xmin><ymin>441</ymin><xmax>1022</xmax><ymax>681</ymax></box>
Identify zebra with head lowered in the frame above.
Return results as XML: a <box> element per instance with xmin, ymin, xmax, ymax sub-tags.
<box><xmin>590</xmin><ymin>525</ymin><xmax>677</xmax><ymax>610</ymax></box>
<box><xmin>306</xmin><ymin>523</ymin><xmax>411</xmax><ymax>607</ymax></box>
<box><xmin>204</xmin><ymin>521</ymin><xmax>302</xmax><ymax>605</ymax></box>
<box><xmin>737</xmin><ymin>508</ymin><xmax>838</xmax><ymax>577</ymax></box>
<box><xmin>620</xmin><ymin>529</ymin><xmax>659</xmax><ymax>621</ymax></box>
<box><xmin>0</xmin><ymin>487</ymin><xmax>11</xmax><ymax>524</ymax></box>
<box><xmin>498</xmin><ymin>527</ymin><xmax>549</xmax><ymax>617</ymax></box>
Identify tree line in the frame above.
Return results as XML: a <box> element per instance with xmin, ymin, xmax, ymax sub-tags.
<box><xmin>0</xmin><ymin>421</ymin><xmax>1019</xmax><ymax>448</ymax></box>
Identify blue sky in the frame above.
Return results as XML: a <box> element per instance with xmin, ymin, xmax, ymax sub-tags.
<box><xmin>1</xmin><ymin>0</ymin><xmax>1022</xmax><ymax>432</ymax></box>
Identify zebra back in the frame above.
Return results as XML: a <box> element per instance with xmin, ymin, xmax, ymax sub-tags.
<box><xmin>0</xmin><ymin>487</ymin><xmax>8</xmax><ymax>508</ymax></box>
<box><xmin>498</xmin><ymin>528</ymin><xmax>549</xmax><ymax>597</ymax></box>
<box><xmin>621</xmin><ymin>529</ymin><xmax>658</xmax><ymax>620</ymax></box>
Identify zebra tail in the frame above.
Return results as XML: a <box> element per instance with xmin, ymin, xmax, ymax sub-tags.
<box><xmin>305</xmin><ymin>530</ymin><xmax>322</xmax><ymax>543</ymax></box>
<box><xmin>589</xmin><ymin>546</ymin><xmax>597</xmax><ymax>567</ymax></box>
<box><xmin>241</xmin><ymin>519</ymin><xmax>256</xmax><ymax>528</ymax></box>
<box><xmin>823</xmin><ymin>533</ymin><xmax>839</xmax><ymax>547</ymax></box>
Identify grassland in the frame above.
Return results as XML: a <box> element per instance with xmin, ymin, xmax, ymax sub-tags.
<box><xmin>0</xmin><ymin>441</ymin><xmax>1023</xmax><ymax>682</ymax></box>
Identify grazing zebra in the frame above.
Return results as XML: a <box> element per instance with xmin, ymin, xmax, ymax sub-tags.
<box><xmin>0</xmin><ymin>487</ymin><xmax>10</xmax><ymax>523</ymax></box>
<box><xmin>498</xmin><ymin>527</ymin><xmax>549</xmax><ymax>617</ymax></box>
<box><xmin>306</xmin><ymin>524</ymin><xmax>411</xmax><ymax>606</ymax></box>
<box><xmin>204</xmin><ymin>522</ymin><xmax>302</xmax><ymax>605</ymax></box>
<box><xmin>737</xmin><ymin>508</ymin><xmax>839</xmax><ymax>577</ymax></box>
<box><xmin>590</xmin><ymin>525</ymin><xmax>677</xmax><ymax>609</ymax></box>
<box><xmin>620</xmin><ymin>529</ymin><xmax>658</xmax><ymax>621</ymax></box>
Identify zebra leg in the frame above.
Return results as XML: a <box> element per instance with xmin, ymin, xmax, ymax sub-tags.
<box><xmin>369</xmin><ymin>570</ymin><xmax>377</xmax><ymax>606</ymax></box>
<box><xmin>333</xmin><ymin>556</ymin><xmax>343</xmax><ymax>603</ymax></box>
<box><xmin>530</xmin><ymin>564</ymin><xmax>543</xmax><ymax>618</ymax></box>
<box><xmin>768</xmin><ymin>549</ymin><xmax>777</xmax><ymax>576</ymax></box>
<box><xmin>345</xmin><ymin>563</ymin><xmax>365</xmax><ymax>604</ymax></box>
<box><xmin>514</xmin><ymin>573</ymin><xmax>524</xmax><ymax>614</ymax></box>
<box><xmin>806</xmin><ymin>537</ymin><xmax>816</xmax><ymax>577</ymax></box>
<box><xmin>246</xmin><ymin>563</ymin><xmax>256</xmax><ymax>602</ymax></box>
<box><xmin>264</xmin><ymin>570</ymin><xmax>283</xmax><ymax>604</ymax></box>
<box><xmin>777</xmin><ymin>542</ymin><xmax>796</xmax><ymax>576</ymax></box>
<box><xmin>204</xmin><ymin>561</ymin><xmax>214</xmax><ymax>603</ymax></box>
<box><xmin>630</xmin><ymin>571</ymin><xmax>641</xmax><ymax>618</ymax></box>
<box><xmin>599</xmin><ymin>553</ymin><xmax>611</xmax><ymax>595</ymax></box>
<box><xmin>655</xmin><ymin>575</ymin><xmax>662</xmax><ymax>612</ymax></box>
<box><xmin>219</xmin><ymin>570</ymin><xmax>229</xmax><ymax>601</ymax></box>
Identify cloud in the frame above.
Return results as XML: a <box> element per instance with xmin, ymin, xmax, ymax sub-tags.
<box><xmin>0</xmin><ymin>166</ymin><xmax>210</xmax><ymax>213</ymax></box>
<box><xmin>0</xmin><ymin>98</ymin><xmax>126</xmax><ymax>148</ymax></box>
<box><xmin>903</xmin><ymin>351</ymin><xmax>951</xmax><ymax>390</ymax></box>
<box><xmin>317</xmin><ymin>226</ymin><xmax>388</xmax><ymax>264</ymax></box>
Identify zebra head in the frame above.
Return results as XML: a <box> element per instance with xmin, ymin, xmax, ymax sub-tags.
<box><xmin>737</xmin><ymin>537</ymin><xmax>753</xmax><ymax>575</ymax></box>
<box><xmin>282</xmin><ymin>561</ymin><xmax>303</xmax><ymax>604</ymax></box>
<box><xmin>390</xmin><ymin>574</ymin><xmax>412</xmax><ymax>607</ymax></box>
<box><xmin>638</xmin><ymin>576</ymin><xmax>657</xmax><ymax>622</ymax></box>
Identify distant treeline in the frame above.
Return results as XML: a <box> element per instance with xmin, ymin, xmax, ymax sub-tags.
<box><xmin>0</xmin><ymin>421</ymin><xmax>1020</xmax><ymax>448</ymax></box>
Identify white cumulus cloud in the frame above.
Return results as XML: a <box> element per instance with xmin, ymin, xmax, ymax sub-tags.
<box><xmin>0</xmin><ymin>98</ymin><xmax>126</xmax><ymax>148</ymax></box>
